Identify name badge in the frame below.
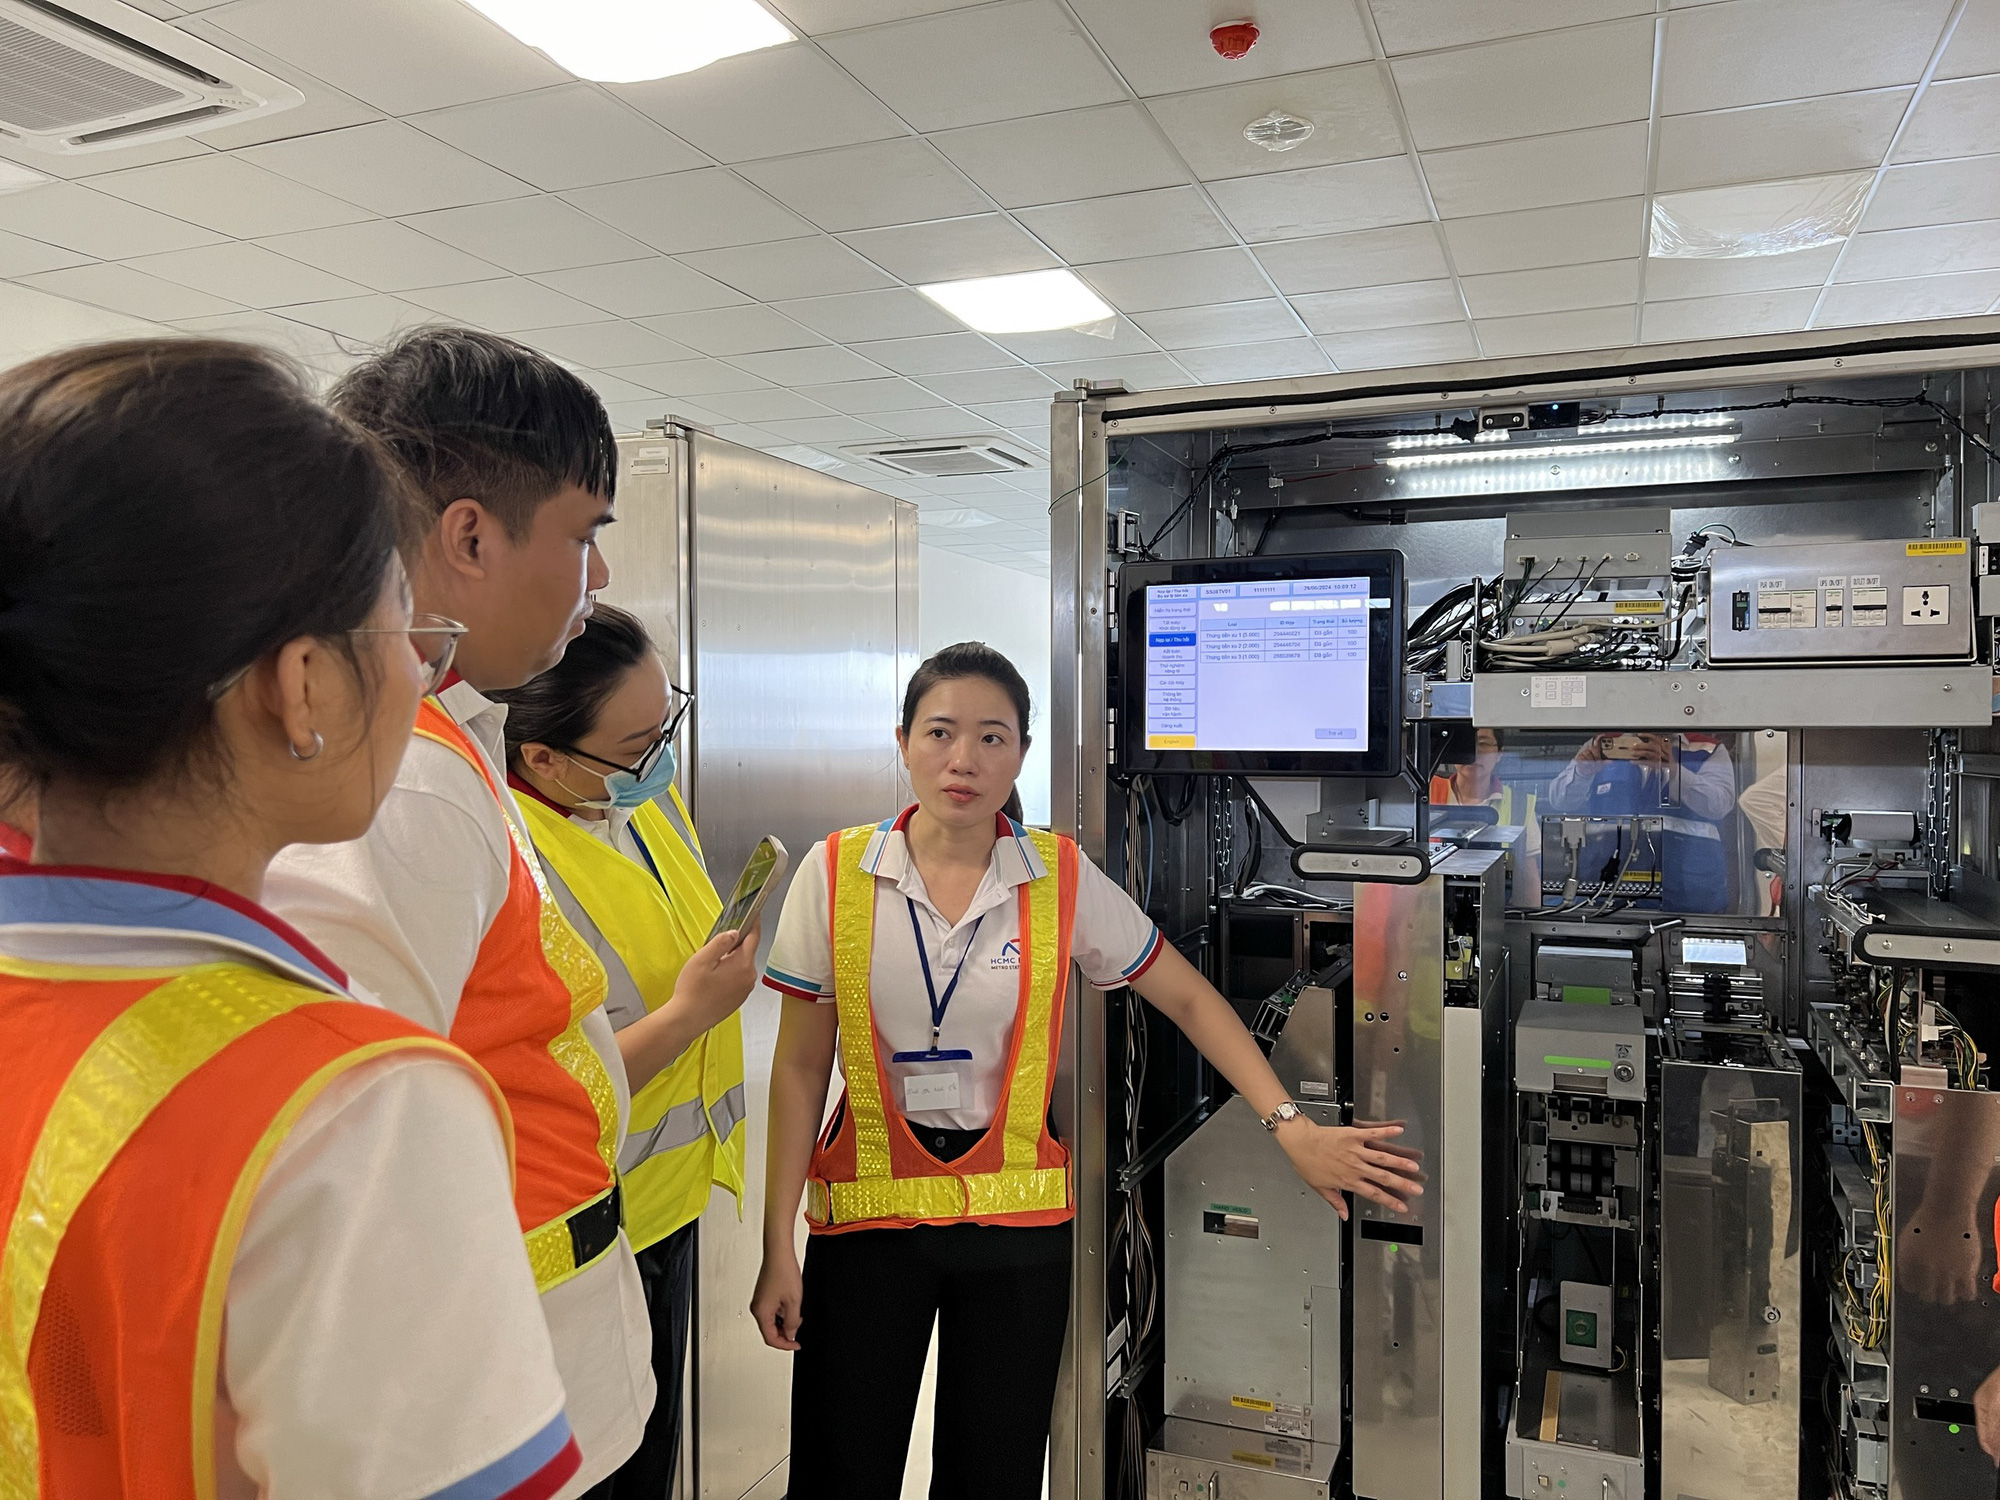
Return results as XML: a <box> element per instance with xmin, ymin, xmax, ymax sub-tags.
<box><xmin>903</xmin><ymin>1071</ymin><xmax>963</xmax><ymax>1112</ymax></box>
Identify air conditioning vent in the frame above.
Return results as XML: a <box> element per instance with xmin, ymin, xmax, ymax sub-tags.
<box><xmin>0</xmin><ymin>0</ymin><xmax>301</xmax><ymax>153</ymax></box>
<box><xmin>841</xmin><ymin>436</ymin><xmax>1041</xmax><ymax>479</ymax></box>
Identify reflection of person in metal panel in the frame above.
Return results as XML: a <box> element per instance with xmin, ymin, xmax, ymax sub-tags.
<box><xmin>1546</xmin><ymin>731</ymin><xmax>1736</xmax><ymax>913</ymax></box>
<box><xmin>1429</xmin><ymin>725</ymin><xmax>1541</xmax><ymax>899</ymax></box>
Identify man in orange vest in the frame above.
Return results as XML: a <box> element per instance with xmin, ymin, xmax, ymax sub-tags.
<box><xmin>266</xmin><ymin>328</ymin><xmax>759</xmax><ymax>1494</ymax></box>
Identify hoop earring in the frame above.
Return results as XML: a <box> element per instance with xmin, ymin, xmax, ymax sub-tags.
<box><xmin>290</xmin><ymin>731</ymin><xmax>324</xmax><ymax>762</ymax></box>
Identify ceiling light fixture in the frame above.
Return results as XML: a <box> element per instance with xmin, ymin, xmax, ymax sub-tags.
<box><xmin>1384</xmin><ymin>432</ymin><xmax>1739</xmax><ymax>469</ymax></box>
<box><xmin>465</xmin><ymin>0</ymin><xmax>792</xmax><ymax>84</ymax></box>
<box><xmin>917</xmin><ymin>269</ymin><xmax>1113</xmax><ymax>334</ymax></box>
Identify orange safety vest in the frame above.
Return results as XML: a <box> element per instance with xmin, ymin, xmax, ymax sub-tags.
<box><xmin>0</xmin><ymin>938</ymin><xmax>502</xmax><ymax>1497</ymax></box>
<box><xmin>412</xmin><ymin>699</ymin><xmax>621</xmax><ymax>1291</ymax></box>
<box><xmin>804</xmin><ymin>820</ymin><xmax>1078</xmax><ymax>1234</ymax></box>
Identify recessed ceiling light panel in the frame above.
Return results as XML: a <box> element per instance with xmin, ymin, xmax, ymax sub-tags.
<box><xmin>917</xmin><ymin>268</ymin><xmax>1114</xmax><ymax>334</ymax></box>
<box><xmin>466</xmin><ymin>0</ymin><xmax>793</xmax><ymax>84</ymax></box>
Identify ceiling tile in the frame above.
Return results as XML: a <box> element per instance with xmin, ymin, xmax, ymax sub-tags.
<box><xmin>1014</xmin><ymin>186</ymin><xmax>1234</xmax><ymax>262</ymax></box>
<box><xmin>639</xmin><ymin>304</ymin><xmax>826</xmax><ymax>356</ymax></box>
<box><xmin>170</xmin><ymin>18</ymin><xmax>384</xmax><ymax>150</ymax></box>
<box><xmin>403</xmin><ymin>277</ymin><xmax>604</xmax><ymax>332</ymax></box>
<box><xmin>518</xmin><ymin>321</ymin><xmax>695</xmax><ymax>368</ymax></box>
<box><xmin>1895</xmin><ymin>75</ymin><xmax>2000</xmax><ymax>164</ymax></box>
<box><xmin>1939</xmin><ymin>0</ymin><xmax>2000</xmax><ymax>79</ymax></box>
<box><xmin>1640</xmin><ymin>287</ymin><xmax>1819</xmax><ymax>342</ymax></box>
<box><xmin>729</xmin><ymin>345</ymin><xmax>894</xmax><ymax>383</ymax></box>
<box><xmin>1643</xmin><ymin>244</ymin><xmax>1842</xmax><ymax>298</ymax></box>
<box><xmin>1475</xmin><ymin>305</ymin><xmax>1635</xmax><ymax>357</ymax></box>
<box><xmin>916</xmin><ymin>366</ymin><xmax>1062</xmax><ymax>403</ymax></box>
<box><xmin>709</xmin><ymin>422</ymin><xmax>788</xmax><ymax>448</ymax></box>
<box><xmin>1146</xmin><ymin>64</ymin><xmax>1405</xmax><ymax>181</ymax></box>
<box><xmin>931</xmin><ymin>103</ymin><xmax>1188</xmax><ymax>209</ymax></box>
<box><xmin>0</xmin><ymin>183</ymin><xmax>223</xmax><ymax>258</ymax></box>
<box><xmin>763</xmin><ymin>415</ymin><xmax>894</xmax><ymax>444</ymax></box>
<box><xmin>259</xmin><ymin>219</ymin><xmax>503</xmax><ymax>292</ymax></box>
<box><xmin>1207</xmin><ymin>157</ymin><xmax>1430</xmax><ymax>243</ymax></box>
<box><xmin>989</xmin><ymin>321</ymin><xmax>1163</xmax><ymax>363</ymax></box>
<box><xmin>1069</xmin><ymin>0</ymin><xmax>1372</xmax><ymax>95</ymax></box>
<box><xmin>410</xmin><ymin>85</ymin><xmax>705</xmax><ymax>192</ymax></box>
<box><xmin>1131</xmin><ymin>299</ymin><xmax>1302</xmax><ymax>349</ymax></box>
<box><xmin>1814</xmin><ymin>269</ymin><xmax>2000</xmax><ymax>327</ymax></box>
<box><xmin>871</xmin><ymin>405</ymin><xmax>999</xmax><ymax>436</ymax></box>
<box><xmin>774</xmin><ymin>288</ymin><xmax>963</xmax><ymax>341</ymax></box>
<box><xmin>612</xmin><ymin>44</ymin><xmax>903</xmax><ymax>163</ymax></box>
<box><xmin>0</xmin><ymin>230</ymin><xmax>89</xmax><ymax>278</ymax></box>
<box><xmin>796</xmin><ymin>377</ymin><xmax>953</xmax><ymax>413</ymax></box>
<box><xmin>964</xmin><ymin>398</ymin><xmax>1060</xmax><ymax>427</ymax></box>
<box><xmin>580</xmin><ymin>369</ymin><xmax>675</xmax><ymax>405</ymax></box>
<box><xmin>0</xmin><ymin>135</ymin><xmax>202</xmax><ymax>184</ymax></box>
<box><xmin>1837</xmin><ymin>219</ymin><xmax>2000</xmax><ymax>282</ymax></box>
<box><xmin>1371</xmin><ymin>0</ymin><xmax>1654</xmax><ymax>54</ymax></box>
<box><xmin>765</xmin><ymin>0</ymin><xmax>986</xmax><ymax>33</ymax></box>
<box><xmin>1316</xmin><ymin>320</ymin><xmax>1479</xmax><ymax>369</ymax></box>
<box><xmin>604</xmin><ymin>399</ymin><xmax>672</xmax><ymax>434</ymax></box>
<box><xmin>1422</xmin><ymin>122</ymin><xmax>1649</xmax><ymax>217</ymax></box>
<box><xmin>403</xmin><ymin>198</ymin><xmax>652</xmax><ymax>275</ymax></box>
<box><xmin>535</xmin><ymin>257</ymin><xmax>750</xmax><ymax>317</ymax></box>
<box><xmin>1253</xmin><ymin>224</ymin><xmax>1450</xmax><ymax>295</ymax></box>
<box><xmin>840</xmin><ymin>216</ymin><xmax>1061</xmax><ymax>283</ymax></box>
<box><xmin>1657</xmin><ymin>91</ymin><xmax>1910</xmax><ymax>193</ymax></box>
<box><xmin>738</xmin><ymin>138</ymin><xmax>988</xmax><ymax>233</ymax></box>
<box><xmin>849</xmin><ymin>331</ymin><xmax>1016</xmax><ymax>375</ymax></box>
<box><xmin>697</xmin><ymin>388</ymin><xmax>839</xmax><ymax>423</ymax></box>
<box><xmin>126</xmin><ymin>242</ymin><xmax>371</xmax><ymax>308</ymax></box>
<box><xmin>1290</xmin><ymin>279</ymin><xmax>1465</xmax><ymax>334</ymax></box>
<box><xmin>820</xmin><ymin>0</ymin><xmax>1124</xmax><ymax>131</ymax></box>
<box><xmin>1863</xmin><ymin>155</ymin><xmax>2000</xmax><ymax>232</ymax></box>
<box><xmin>21</xmin><ymin>262</ymin><xmax>238</xmax><ymax>321</ymax></box>
<box><xmin>90</xmin><ymin>154</ymin><xmax>371</xmax><ymax>238</ymax></box>
<box><xmin>563</xmin><ymin>169</ymin><xmax>813</xmax><ymax>254</ymax></box>
<box><xmin>606</xmin><ymin>358</ymin><xmax>772</xmax><ymax>395</ymax></box>
<box><xmin>1036</xmin><ymin>352</ymin><xmax>1192</xmax><ymax>389</ymax></box>
<box><xmin>1461</xmin><ymin>259</ymin><xmax>1641</xmax><ymax>318</ymax></box>
<box><xmin>241</xmin><ymin>123</ymin><xmax>534</xmax><ymax>218</ymax></box>
<box><xmin>1442</xmin><ymin>198</ymin><xmax>1644</xmax><ymax>275</ymax></box>
<box><xmin>278</xmin><ymin>292</ymin><xmax>441</xmax><ymax>342</ymax></box>
<box><xmin>1660</xmin><ymin>0</ymin><xmax>1953</xmax><ymax>114</ymax></box>
<box><xmin>1077</xmin><ymin>247</ymin><xmax>1273</xmax><ymax>311</ymax></box>
<box><xmin>166</xmin><ymin>309</ymin><xmax>353</xmax><ymax>378</ymax></box>
<box><xmin>206</xmin><ymin>0</ymin><xmax>565</xmax><ymax>115</ymax></box>
<box><xmin>680</xmin><ymin>237</ymin><xmax>895</xmax><ymax>300</ymax></box>
<box><xmin>1173</xmin><ymin>339</ymin><xmax>1333</xmax><ymax>382</ymax></box>
<box><xmin>1392</xmin><ymin>18</ymin><xmax>1654</xmax><ymax>151</ymax></box>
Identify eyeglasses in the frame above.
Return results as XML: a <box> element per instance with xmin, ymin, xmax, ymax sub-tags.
<box><xmin>206</xmin><ymin>614</ymin><xmax>470</xmax><ymax>702</ymax></box>
<box><xmin>557</xmin><ymin>683</ymin><xmax>693</xmax><ymax>779</ymax></box>
<box><xmin>350</xmin><ymin>614</ymin><xmax>469</xmax><ymax>696</ymax></box>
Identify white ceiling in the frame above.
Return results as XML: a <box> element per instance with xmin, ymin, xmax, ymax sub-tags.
<box><xmin>4</xmin><ymin>0</ymin><xmax>2000</xmax><ymax>575</ymax></box>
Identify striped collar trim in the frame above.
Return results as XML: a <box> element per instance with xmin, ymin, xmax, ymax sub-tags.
<box><xmin>858</xmin><ymin>805</ymin><xmax>1047</xmax><ymax>886</ymax></box>
<box><xmin>0</xmin><ymin>860</ymin><xmax>351</xmax><ymax>996</ymax></box>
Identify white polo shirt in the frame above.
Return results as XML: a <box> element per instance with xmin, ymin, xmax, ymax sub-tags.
<box><xmin>764</xmin><ymin>809</ymin><xmax>1163</xmax><ymax>1131</ymax></box>
<box><xmin>265</xmin><ymin>679</ymin><xmax>651</xmax><ymax>1496</ymax></box>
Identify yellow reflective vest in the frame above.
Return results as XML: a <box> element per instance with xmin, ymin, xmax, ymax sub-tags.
<box><xmin>515</xmin><ymin>785</ymin><xmax>747</xmax><ymax>1250</ymax></box>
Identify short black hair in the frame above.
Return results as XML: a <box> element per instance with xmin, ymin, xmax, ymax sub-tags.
<box><xmin>0</xmin><ymin>338</ymin><xmax>401</xmax><ymax>792</ymax></box>
<box><xmin>330</xmin><ymin>326</ymin><xmax>618</xmax><ymax>540</ymax></box>
<box><xmin>493</xmin><ymin>604</ymin><xmax>654</xmax><ymax>773</ymax></box>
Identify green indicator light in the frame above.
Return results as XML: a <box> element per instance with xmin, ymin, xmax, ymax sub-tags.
<box><xmin>1544</xmin><ymin>1054</ymin><xmax>1614</xmax><ymax>1069</ymax></box>
<box><xmin>1951</xmin><ymin>1423</ymin><xmax>1962</xmax><ymax>1434</ymax></box>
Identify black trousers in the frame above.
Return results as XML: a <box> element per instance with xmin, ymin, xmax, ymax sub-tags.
<box><xmin>583</xmin><ymin>1219</ymin><xmax>697</xmax><ymax>1499</ymax></box>
<box><xmin>786</xmin><ymin>1196</ymin><xmax>1073</xmax><ymax>1500</ymax></box>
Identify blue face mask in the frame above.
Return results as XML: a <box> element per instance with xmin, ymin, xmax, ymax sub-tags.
<box><xmin>559</xmin><ymin>742</ymin><xmax>678</xmax><ymax>811</ymax></box>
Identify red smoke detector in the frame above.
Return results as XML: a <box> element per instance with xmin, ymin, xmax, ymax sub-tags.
<box><xmin>1210</xmin><ymin>21</ymin><xmax>1260</xmax><ymax>59</ymax></box>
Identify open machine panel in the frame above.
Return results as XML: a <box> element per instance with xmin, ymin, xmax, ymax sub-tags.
<box><xmin>1049</xmin><ymin>317</ymin><xmax>2000</xmax><ymax>1500</ymax></box>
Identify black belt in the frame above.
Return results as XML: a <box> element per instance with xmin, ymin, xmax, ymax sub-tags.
<box><xmin>569</xmin><ymin>1183</ymin><xmax>623</xmax><ymax>1269</ymax></box>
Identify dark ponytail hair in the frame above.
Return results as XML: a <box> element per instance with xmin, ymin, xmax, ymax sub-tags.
<box><xmin>492</xmin><ymin>604</ymin><xmax>654</xmax><ymax>773</ymax></box>
<box><xmin>0</xmin><ymin>338</ymin><xmax>403</xmax><ymax>794</ymax></box>
<box><xmin>900</xmin><ymin>642</ymin><xmax>1033</xmax><ymax>825</ymax></box>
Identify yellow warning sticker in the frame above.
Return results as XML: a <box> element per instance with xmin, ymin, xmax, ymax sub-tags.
<box><xmin>1231</xmin><ymin>1396</ymin><xmax>1276</xmax><ymax>1413</ymax></box>
<box><xmin>1231</xmin><ymin>1452</ymin><xmax>1279</xmax><ymax>1468</ymax></box>
<box><xmin>1612</xmin><ymin>599</ymin><xmax>1666</xmax><ymax>614</ymax></box>
<box><xmin>1908</xmin><ymin>539</ymin><xmax>1968</xmax><ymax>555</ymax></box>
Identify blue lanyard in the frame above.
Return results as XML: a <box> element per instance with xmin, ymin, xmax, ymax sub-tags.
<box><xmin>906</xmin><ymin>897</ymin><xmax>981</xmax><ymax>1056</ymax></box>
<box><xmin>627</xmin><ymin>821</ymin><xmax>667</xmax><ymax>890</ymax></box>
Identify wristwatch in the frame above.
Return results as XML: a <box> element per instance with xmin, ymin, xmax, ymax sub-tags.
<box><xmin>1260</xmin><ymin>1100</ymin><xmax>1302</xmax><ymax>1132</ymax></box>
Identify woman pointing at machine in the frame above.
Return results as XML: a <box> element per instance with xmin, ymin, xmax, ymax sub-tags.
<box><xmin>752</xmin><ymin>641</ymin><xmax>1423</xmax><ymax>1498</ymax></box>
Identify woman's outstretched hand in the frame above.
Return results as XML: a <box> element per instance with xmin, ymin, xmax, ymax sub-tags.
<box><xmin>1274</xmin><ymin>1119</ymin><xmax>1424</xmax><ymax>1219</ymax></box>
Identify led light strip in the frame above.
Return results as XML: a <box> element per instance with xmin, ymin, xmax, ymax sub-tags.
<box><xmin>1384</xmin><ymin>432</ymin><xmax>1740</xmax><ymax>469</ymax></box>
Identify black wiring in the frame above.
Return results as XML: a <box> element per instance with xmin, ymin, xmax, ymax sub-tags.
<box><xmin>1238</xmin><ymin>777</ymin><xmax>1305</xmax><ymax>849</ymax></box>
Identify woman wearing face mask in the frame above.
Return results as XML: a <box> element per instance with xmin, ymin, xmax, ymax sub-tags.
<box><xmin>751</xmin><ymin>641</ymin><xmax>1426</xmax><ymax>1498</ymax></box>
<box><xmin>0</xmin><ymin>339</ymin><xmax>582</xmax><ymax>1497</ymax></box>
<box><xmin>492</xmin><ymin>605</ymin><xmax>750</xmax><ymax>1499</ymax></box>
